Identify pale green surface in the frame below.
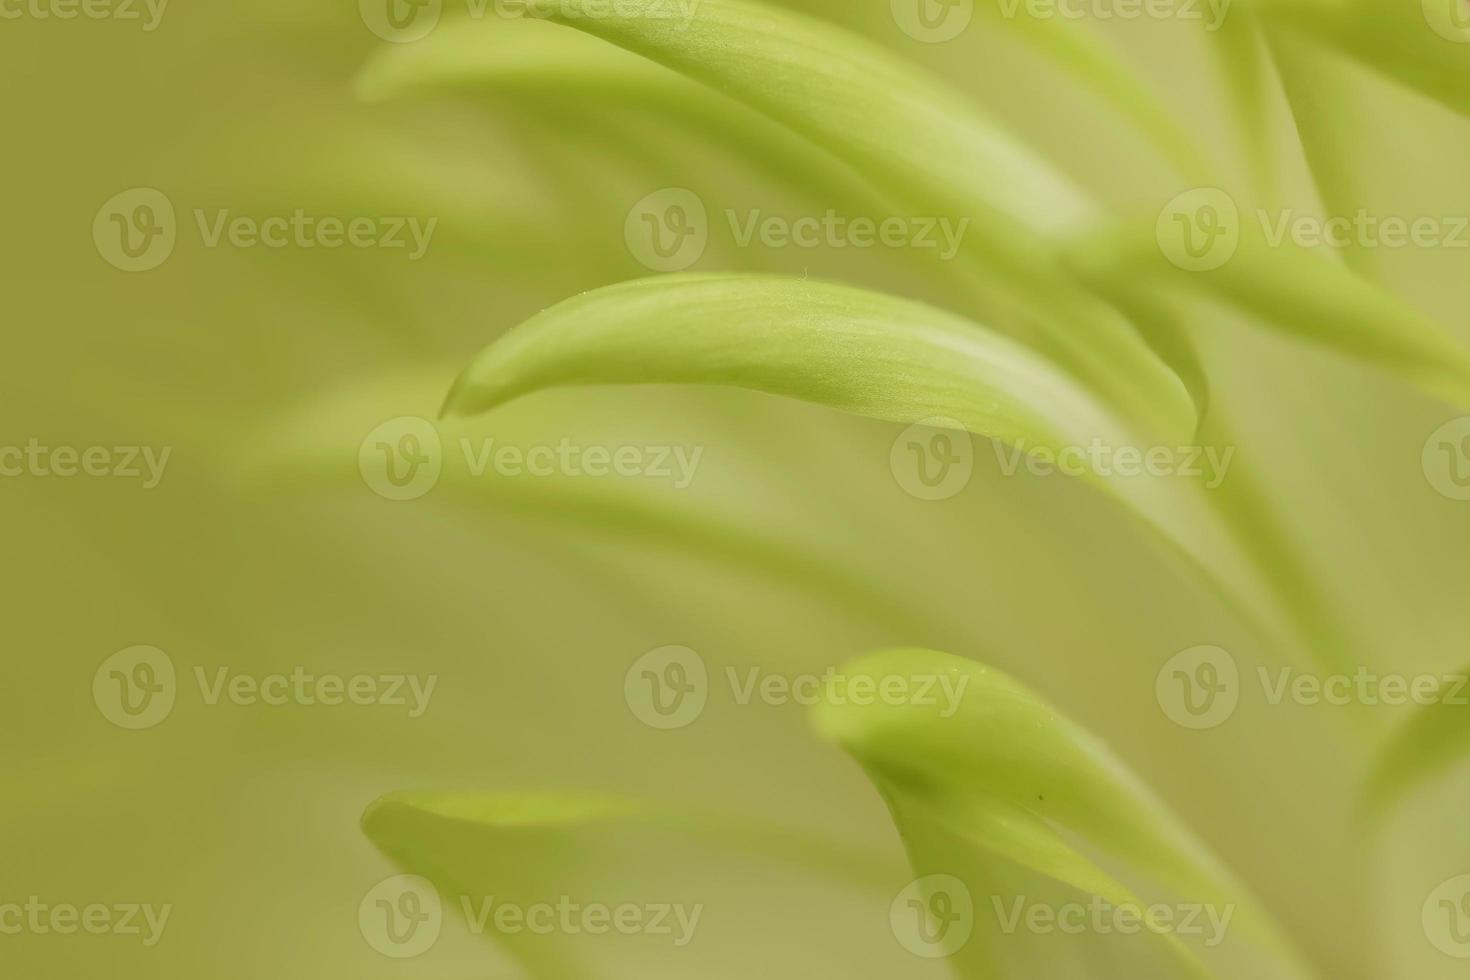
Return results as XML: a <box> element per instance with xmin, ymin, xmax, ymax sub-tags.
<box><xmin>4</xmin><ymin>1</ymin><xmax>1470</xmax><ymax>979</ymax></box>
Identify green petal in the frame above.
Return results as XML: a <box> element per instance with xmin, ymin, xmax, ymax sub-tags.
<box><xmin>813</xmin><ymin>647</ymin><xmax>1312</xmax><ymax>978</ymax></box>
<box><xmin>490</xmin><ymin>0</ymin><xmax>1194</xmax><ymax>440</ymax></box>
<box><xmin>361</xmin><ymin>791</ymin><xmax>914</xmax><ymax>977</ymax></box>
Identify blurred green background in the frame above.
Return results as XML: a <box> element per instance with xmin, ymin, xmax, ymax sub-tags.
<box><xmin>3</xmin><ymin>1</ymin><xmax>1470</xmax><ymax>978</ymax></box>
